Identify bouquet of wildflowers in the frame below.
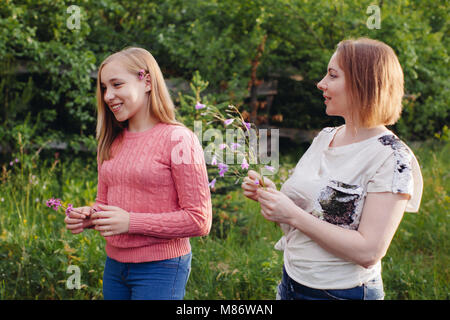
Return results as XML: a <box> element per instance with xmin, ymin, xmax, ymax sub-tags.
<box><xmin>195</xmin><ymin>102</ymin><xmax>276</xmax><ymax>189</ymax></box>
<box><xmin>177</xmin><ymin>72</ymin><xmax>278</xmax><ymax>190</ymax></box>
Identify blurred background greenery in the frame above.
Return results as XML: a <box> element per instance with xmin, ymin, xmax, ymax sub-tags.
<box><xmin>0</xmin><ymin>0</ymin><xmax>448</xmax><ymax>299</ymax></box>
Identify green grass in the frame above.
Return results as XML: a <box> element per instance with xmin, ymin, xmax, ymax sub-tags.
<box><xmin>0</xmin><ymin>139</ymin><xmax>448</xmax><ymax>299</ymax></box>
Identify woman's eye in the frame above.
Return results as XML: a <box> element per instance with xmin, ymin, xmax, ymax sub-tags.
<box><xmin>329</xmin><ymin>74</ymin><xmax>337</xmax><ymax>78</ymax></box>
<box><xmin>113</xmin><ymin>83</ymin><xmax>122</xmax><ymax>87</ymax></box>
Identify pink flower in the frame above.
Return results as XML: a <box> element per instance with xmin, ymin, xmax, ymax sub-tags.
<box><xmin>65</xmin><ymin>204</ymin><xmax>73</xmax><ymax>217</ymax></box>
<box><xmin>218</xmin><ymin>163</ymin><xmax>228</xmax><ymax>177</ymax></box>
<box><xmin>224</xmin><ymin>119</ymin><xmax>234</xmax><ymax>126</ymax></box>
<box><xmin>231</xmin><ymin>143</ymin><xmax>240</xmax><ymax>150</ymax></box>
<box><xmin>219</xmin><ymin>143</ymin><xmax>227</xmax><ymax>150</ymax></box>
<box><xmin>265</xmin><ymin>165</ymin><xmax>275</xmax><ymax>172</ymax></box>
<box><xmin>138</xmin><ymin>69</ymin><xmax>146</xmax><ymax>80</ymax></box>
<box><xmin>195</xmin><ymin>101</ymin><xmax>206</xmax><ymax>110</ymax></box>
<box><xmin>46</xmin><ymin>198</ymin><xmax>62</xmax><ymax>211</ymax></box>
<box><xmin>208</xmin><ymin>178</ymin><xmax>216</xmax><ymax>189</ymax></box>
<box><xmin>46</xmin><ymin>198</ymin><xmax>73</xmax><ymax>216</ymax></box>
<box><xmin>241</xmin><ymin>158</ymin><xmax>249</xmax><ymax>170</ymax></box>
<box><xmin>211</xmin><ymin>155</ymin><xmax>217</xmax><ymax>165</ymax></box>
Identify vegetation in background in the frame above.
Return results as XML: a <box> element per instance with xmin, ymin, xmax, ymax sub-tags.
<box><xmin>0</xmin><ymin>0</ymin><xmax>448</xmax><ymax>158</ymax></box>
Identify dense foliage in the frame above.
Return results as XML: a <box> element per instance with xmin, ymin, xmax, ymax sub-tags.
<box><xmin>0</xmin><ymin>0</ymin><xmax>448</xmax><ymax>159</ymax></box>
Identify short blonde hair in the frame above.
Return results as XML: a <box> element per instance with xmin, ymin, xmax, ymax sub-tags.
<box><xmin>96</xmin><ymin>47</ymin><xmax>181</xmax><ymax>164</ymax></box>
<box><xmin>335</xmin><ymin>38</ymin><xmax>404</xmax><ymax>128</ymax></box>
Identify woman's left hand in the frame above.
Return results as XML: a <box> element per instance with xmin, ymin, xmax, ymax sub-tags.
<box><xmin>257</xmin><ymin>188</ymin><xmax>299</xmax><ymax>225</ymax></box>
<box><xmin>91</xmin><ymin>204</ymin><xmax>130</xmax><ymax>237</ymax></box>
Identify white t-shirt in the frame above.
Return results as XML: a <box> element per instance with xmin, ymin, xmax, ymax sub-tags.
<box><xmin>276</xmin><ymin>125</ymin><xmax>423</xmax><ymax>289</ymax></box>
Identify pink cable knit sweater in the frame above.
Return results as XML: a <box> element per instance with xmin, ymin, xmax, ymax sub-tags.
<box><xmin>92</xmin><ymin>122</ymin><xmax>212</xmax><ymax>263</ymax></box>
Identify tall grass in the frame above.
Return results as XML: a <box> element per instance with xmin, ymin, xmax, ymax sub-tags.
<box><xmin>0</xmin><ymin>137</ymin><xmax>448</xmax><ymax>299</ymax></box>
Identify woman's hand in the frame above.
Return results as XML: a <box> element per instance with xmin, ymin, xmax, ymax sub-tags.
<box><xmin>241</xmin><ymin>170</ymin><xmax>277</xmax><ymax>201</ymax></box>
<box><xmin>91</xmin><ymin>204</ymin><xmax>130</xmax><ymax>237</ymax></box>
<box><xmin>64</xmin><ymin>206</ymin><xmax>95</xmax><ymax>234</ymax></box>
<box><xmin>257</xmin><ymin>187</ymin><xmax>299</xmax><ymax>225</ymax></box>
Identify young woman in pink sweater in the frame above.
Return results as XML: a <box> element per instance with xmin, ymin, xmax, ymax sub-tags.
<box><xmin>64</xmin><ymin>47</ymin><xmax>212</xmax><ymax>300</ymax></box>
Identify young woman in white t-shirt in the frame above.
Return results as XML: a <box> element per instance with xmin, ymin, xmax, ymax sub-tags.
<box><xmin>242</xmin><ymin>38</ymin><xmax>423</xmax><ymax>300</ymax></box>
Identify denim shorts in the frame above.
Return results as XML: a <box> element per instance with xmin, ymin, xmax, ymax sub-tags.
<box><xmin>277</xmin><ymin>266</ymin><xmax>384</xmax><ymax>300</ymax></box>
<box><xmin>102</xmin><ymin>252</ymin><xmax>192</xmax><ymax>300</ymax></box>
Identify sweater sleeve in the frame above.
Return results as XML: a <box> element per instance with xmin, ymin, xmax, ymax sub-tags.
<box><xmin>127</xmin><ymin>127</ymin><xmax>212</xmax><ymax>238</ymax></box>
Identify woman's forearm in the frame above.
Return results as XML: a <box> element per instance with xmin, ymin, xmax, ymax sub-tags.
<box><xmin>287</xmin><ymin>206</ymin><xmax>377</xmax><ymax>268</ymax></box>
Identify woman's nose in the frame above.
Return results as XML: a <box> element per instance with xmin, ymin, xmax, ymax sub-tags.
<box><xmin>104</xmin><ymin>89</ymin><xmax>114</xmax><ymax>103</ymax></box>
<box><xmin>317</xmin><ymin>78</ymin><xmax>326</xmax><ymax>91</ymax></box>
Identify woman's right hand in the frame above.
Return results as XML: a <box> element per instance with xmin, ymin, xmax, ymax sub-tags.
<box><xmin>241</xmin><ymin>170</ymin><xmax>277</xmax><ymax>201</ymax></box>
<box><xmin>64</xmin><ymin>206</ymin><xmax>95</xmax><ymax>234</ymax></box>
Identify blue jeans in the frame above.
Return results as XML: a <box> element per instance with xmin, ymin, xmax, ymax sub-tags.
<box><xmin>102</xmin><ymin>252</ymin><xmax>192</xmax><ymax>300</ymax></box>
<box><xmin>277</xmin><ymin>266</ymin><xmax>384</xmax><ymax>300</ymax></box>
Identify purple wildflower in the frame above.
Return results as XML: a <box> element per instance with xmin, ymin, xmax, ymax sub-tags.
<box><xmin>231</xmin><ymin>143</ymin><xmax>241</xmax><ymax>150</ymax></box>
<box><xmin>219</xmin><ymin>143</ymin><xmax>227</xmax><ymax>150</ymax></box>
<box><xmin>264</xmin><ymin>165</ymin><xmax>275</xmax><ymax>172</ymax></box>
<box><xmin>218</xmin><ymin>163</ymin><xmax>228</xmax><ymax>177</ymax></box>
<box><xmin>208</xmin><ymin>178</ymin><xmax>216</xmax><ymax>189</ymax></box>
<box><xmin>65</xmin><ymin>204</ymin><xmax>74</xmax><ymax>217</ymax></box>
<box><xmin>195</xmin><ymin>101</ymin><xmax>206</xmax><ymax>110</ymax></box>
<box><xmin>211</xmin><ymin>155</ymin><xmax>217</xmax><ymax>165</ymax></box>
<box><xmin>45</xmin><ymin>198</ymin><xmax>62</xmax><ymax>211</ymax></box>
<box><xmin>243</xmin><ymin>121</ymin><xmax>251</xmax><ymax>130</ymax></box>
<box><xmin>241</xmin><ymin>158</ymin><xmax>249</xmax><ymax>170</ymax></box>
<box><xmin>224</xmin><ymin>119</ymin><xmax>234</xmax><ymax>126</ymax></box>
<box><xmin>45</xmin><ymin>198</ymin><xmax>73</xmax><ymax>215</ymax></box>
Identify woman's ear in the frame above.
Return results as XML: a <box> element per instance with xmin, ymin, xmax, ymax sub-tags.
<box><xmin>145</xmin><ymin>73</ymin><xmax>152</xmax><ymax>93</ymax></box>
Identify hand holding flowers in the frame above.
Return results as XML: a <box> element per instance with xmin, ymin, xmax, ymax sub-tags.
<box><xmin>90</xmin><ymin>204</ymin><xmax>130</xmax><ymax>237</ymax></box>
<box><xmin>65</xmin><ymin>206</ymin><xmax>96</xmax><ymax>234</ymax></box>
<box><xmin>47</xmin><ymin>198</ymin><xmax>129</xmax><ymax>236</ymax></box>
<box><xmin>256</xmin><ymin>187</ymin><xmax>300</xmax><ymax>225</ymax></box>
<box><xmin>241</xmin><ymin>170</ymin><xmax>276</xmax><ymax>201</ymax></box>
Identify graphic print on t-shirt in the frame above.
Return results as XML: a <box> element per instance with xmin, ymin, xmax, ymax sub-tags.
<box><xmin>312</xmin><ymin>180</ymin><xmax>364</xmax><ymax>230</ymax></box>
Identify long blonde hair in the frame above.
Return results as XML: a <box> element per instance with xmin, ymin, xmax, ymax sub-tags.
<box><xmin>96</xmin><ymin>47</ymin><xmax>181</xmax><ymax>164</ymax></box>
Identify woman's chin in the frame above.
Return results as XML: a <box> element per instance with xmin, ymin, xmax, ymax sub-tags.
<box><xmin>325</xmin><ymin>106</ymin><xmax>341</xmax><ymax>117</ymax></box>
<box><xmin>325</xmin><ymin>108</ymin><xmax>335</xmax><ymax>116</ymax></box>
<box><xmin>113</xmin><ymin>113</ymin><xmax>127</xmax><ymax>122</ymax></box>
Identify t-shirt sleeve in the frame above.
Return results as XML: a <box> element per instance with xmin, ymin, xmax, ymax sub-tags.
<box><xmin>366</xmin><ymin>149</ymin><xmax>423</xmax><ymax>212</ymax></box>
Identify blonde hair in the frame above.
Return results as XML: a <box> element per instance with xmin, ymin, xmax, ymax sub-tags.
<box><xmin>335</xmin><ymin>38</ymin><xmax>404</xmax><ymax>128</ymax></box>
<box><xmin>96</xmin><ymin>47</ymin><xmax>181</xmax><ymax>164</ymax></box>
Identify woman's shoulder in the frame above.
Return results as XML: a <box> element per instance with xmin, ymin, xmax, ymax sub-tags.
<box><xmin>320</xmin><ymin>126</ymin><xmax>340</xmax><ymax>134</ymax></box>
<box><xmin>316</xmin><ymin>125</ymin><xmax>344</xmax><ymax>138</ymax></box>
<box><xmin>161</xmin><ymin>122</ymin><xmax>195</xmax><ymax>138</ymax></box>
<box><xmin>311</xmin><ymin>125</ymin><xmax>342</xmax><ymax>144</ymax></box>
<box><xmin>373</xmin><ymin>132</ymin><xmax>418</xmax><ymax>165</ymax></box>
<box><xmin>159</xmin><ymin>123</ymin><xmax>202</xmax><ymax>149</ymax></box>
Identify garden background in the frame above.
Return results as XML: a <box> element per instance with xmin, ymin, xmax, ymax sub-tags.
<box><xmin>0</xmin><ymin>0</ymin><xmax>448</xmax><ymax>299</ymax></box>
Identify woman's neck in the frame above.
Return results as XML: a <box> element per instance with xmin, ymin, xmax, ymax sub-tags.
<box><xmin>128</xmin><ymin>115</ymin><xmax>159</xmax><ymax>133</ymax></box>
